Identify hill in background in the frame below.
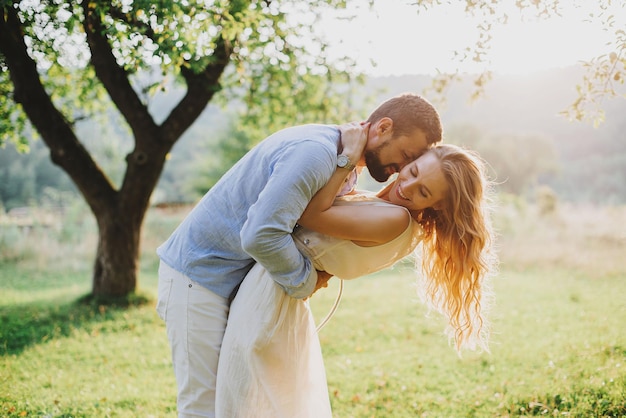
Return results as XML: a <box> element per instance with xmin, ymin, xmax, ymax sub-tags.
<box><xmin>362</xmin><ymin>67</ymin><xmax>625</xmax><ymax>204</ymax></box>
<box><xmin>1</xmin><ymin>65</ymin><xmax>624</xmax><ymax>210</ymax></box>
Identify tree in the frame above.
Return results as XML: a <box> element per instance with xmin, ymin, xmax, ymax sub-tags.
<box><xmin>0</xmin><ymin>0</ymin><xmax>361</xmax><ymax>298</ymax></box>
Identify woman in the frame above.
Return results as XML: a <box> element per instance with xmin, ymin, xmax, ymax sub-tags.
<box><xmin>215</xmin><ymin>135</ymin><xmax>496</xmax><ymax>417</ymax></box>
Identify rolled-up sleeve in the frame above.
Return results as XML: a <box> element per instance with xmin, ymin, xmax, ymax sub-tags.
<box><xmin>240</xmin><ymin>140</ymin><xmax>335</xmax><ymax>298</ymax></box>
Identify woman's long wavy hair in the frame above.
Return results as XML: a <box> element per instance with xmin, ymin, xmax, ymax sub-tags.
<box><xmin>414</xmin><ymin>144</ymin><xmax>497</xmax><ymax>353</ymax></box>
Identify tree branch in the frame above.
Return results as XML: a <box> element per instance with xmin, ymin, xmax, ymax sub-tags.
<box><xmin>82</xmin><ymin>1</ymin><xmax>158</xmax><ymax>139</ymax></box>
<box><xmin>161</xmin><ymin>36</ymin><xmax>233</xmax><ymax>142</ymax></box>
<box><xmin>107</xmin><ymin>4</ymin><xmax>157</xmax><ymax>43</ymax></box>
<box><xmin>0</xmin><ymin>4</ymin><xmax>116</xmax><ymax>212</ymax></box>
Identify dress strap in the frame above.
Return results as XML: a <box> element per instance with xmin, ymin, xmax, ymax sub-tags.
<box><xmin>315</xmin><ymin>279</ymin><xmax>343</xmax><ymax>332</ymax></box>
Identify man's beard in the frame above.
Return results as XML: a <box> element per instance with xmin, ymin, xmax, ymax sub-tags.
<box><xmin>365</xmin><ymin>148</ymin><xmax>390</xmax><ymax>182</ymax></box>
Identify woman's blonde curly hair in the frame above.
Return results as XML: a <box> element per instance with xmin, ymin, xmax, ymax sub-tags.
<box><xmin>415</xmin><ymin>143</ymin><xmax>497</xmax><ymax>353</ymax></box>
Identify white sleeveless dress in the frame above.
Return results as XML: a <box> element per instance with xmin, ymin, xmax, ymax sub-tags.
<box><xmin>215</xmin><ymin>195</ymin><xmax>424</xmax><ymax>418</ymax></box>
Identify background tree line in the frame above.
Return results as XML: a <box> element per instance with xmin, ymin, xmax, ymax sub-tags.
<box><xmin>2</xmin><ymin>64</ymin><xmax>624</xmax><ymax>212</ymax></box>
<box><xmin>1</xmin><ymin>0</ymin><xmax>623</xmax><ymax>300</ymax></box>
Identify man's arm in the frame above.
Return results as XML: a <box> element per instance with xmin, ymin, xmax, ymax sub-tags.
<box><xmin>240</xmin><ymin>140</ymin><xmax>336</xmax><ymax>299</ymax></box>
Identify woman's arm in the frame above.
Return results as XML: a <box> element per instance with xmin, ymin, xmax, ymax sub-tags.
<box><xmin>299</xmin><ymin>201</ymin><xmax>410</xmax><ymax>245</ymax></box>
<box><xmin>298</xmin><ymin>123</ymin><xmax>411</xmax><ymax>245</ymax></box>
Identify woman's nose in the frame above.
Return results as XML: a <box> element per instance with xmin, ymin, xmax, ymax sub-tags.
<box><xmin>402</xmin><ymin>176</ymin><xmax>418</xmax><ymax>191</ymax></box>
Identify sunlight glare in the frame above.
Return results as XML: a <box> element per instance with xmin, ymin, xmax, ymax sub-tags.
<box><xmin>319</xmin><ymin>1</ymin><xmax>616</xmax><ymax>76</ymax></box>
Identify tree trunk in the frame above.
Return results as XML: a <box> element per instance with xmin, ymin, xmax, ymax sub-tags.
<box><xmin>88</xmin><ymin>141</ymin><xmax>164</xmax><ymax>298</ymax></box>
<box><xmin>92</xmin><ymin>208</ymin><xmax>142</xmax><ymax>297</ymax></box>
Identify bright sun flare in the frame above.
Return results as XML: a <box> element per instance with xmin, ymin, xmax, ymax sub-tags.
<box><xmin>320</xmin><ymin>1</ymin><xmax>617</xmax><ymax>76</ymax></box>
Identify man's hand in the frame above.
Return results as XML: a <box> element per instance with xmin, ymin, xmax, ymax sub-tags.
<box><xmin>307</xmin><ymin>270</ymin><xmax>333</xmax><ymax>299</ymax></box>
<box><xmin>339</xmin><ymin>122</ymin><xmax>370</xmax><ymax>164</ymax></box>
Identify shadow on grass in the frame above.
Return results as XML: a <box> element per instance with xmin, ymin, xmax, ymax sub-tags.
<box><xmin>0</xmin><ymin>293</ymin><xmax>152</xmax><ymax>356</ymax></box>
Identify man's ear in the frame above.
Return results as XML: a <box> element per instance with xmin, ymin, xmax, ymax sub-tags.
<box><xmin>376</xmin><ymin>117</ymin><xmax>393</xmax><ymax>135</ymax></box>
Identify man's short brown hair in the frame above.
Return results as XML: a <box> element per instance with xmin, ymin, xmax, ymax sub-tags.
<box><xmin>367</xmin><ymin>93</ymin><xmax>443</xmax><ymax>145</ymax></box>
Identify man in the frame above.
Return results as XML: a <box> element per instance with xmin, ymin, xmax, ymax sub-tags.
<box><xmin>156</xmin><ymin>93</ymin><xmax>442</xmax><ymax>418</ymax></box>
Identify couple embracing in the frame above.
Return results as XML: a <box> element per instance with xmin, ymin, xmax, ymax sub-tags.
<box><xmin>156</xmin><ymin>93</ymin><xmax>496</xmax><ymax>417</ymax></box>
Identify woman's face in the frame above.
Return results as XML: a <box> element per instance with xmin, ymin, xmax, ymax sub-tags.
<box><xmin>387</xmin><ymin>151</ymin><xmax>448</xmax><ymax>211</ymax></box>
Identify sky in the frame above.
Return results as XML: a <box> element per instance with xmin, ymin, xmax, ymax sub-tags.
<box><xmin>319</xmin><ymin>1</ymin><xmax>619</xmax><ymax>76</ymax></box>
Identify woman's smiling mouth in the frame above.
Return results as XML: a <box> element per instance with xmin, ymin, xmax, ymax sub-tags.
<box><xmin>397</xmin><ymin>184</ymin><xmax>409</xmax><ymax>200</ymax></box>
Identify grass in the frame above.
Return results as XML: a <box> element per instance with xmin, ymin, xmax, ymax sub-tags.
<box><xmin>315</xmin><ymin>268</ymin><xmax>626</xmax><ymax>417</ymax></box>
<box><xmin>1</xmin><ymin>199</ymin><xmax>625</xmax><ymax>417</ymax></box>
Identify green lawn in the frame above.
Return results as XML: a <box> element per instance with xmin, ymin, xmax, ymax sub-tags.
<box><xmin>1</xmin><ymin>202</ymin><xmax>625</xmax><ymax>417</ymax></box>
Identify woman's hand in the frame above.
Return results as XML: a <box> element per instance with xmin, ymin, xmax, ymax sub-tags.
<box><xmin>339</xmin><ymin>122</ymin><xmax>370</xmax><ymax>165</ymax></box>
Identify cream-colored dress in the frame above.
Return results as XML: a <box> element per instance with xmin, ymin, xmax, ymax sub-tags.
<box><xmin>215</xmin><ymin>195</ymin><xmax>423</xmax><ymax>418</ymax></box>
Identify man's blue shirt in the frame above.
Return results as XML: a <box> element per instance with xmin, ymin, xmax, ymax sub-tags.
<box><xmin>157</xmin><ymin>124</ymin><xmax>340</xmax><ymax>300</ymax></box>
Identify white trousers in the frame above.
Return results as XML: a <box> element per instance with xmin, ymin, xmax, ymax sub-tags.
<box><xmin>157</xmin><ymin>261</ymin><xmax>230</xmax><ymax>418</ymax></box>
